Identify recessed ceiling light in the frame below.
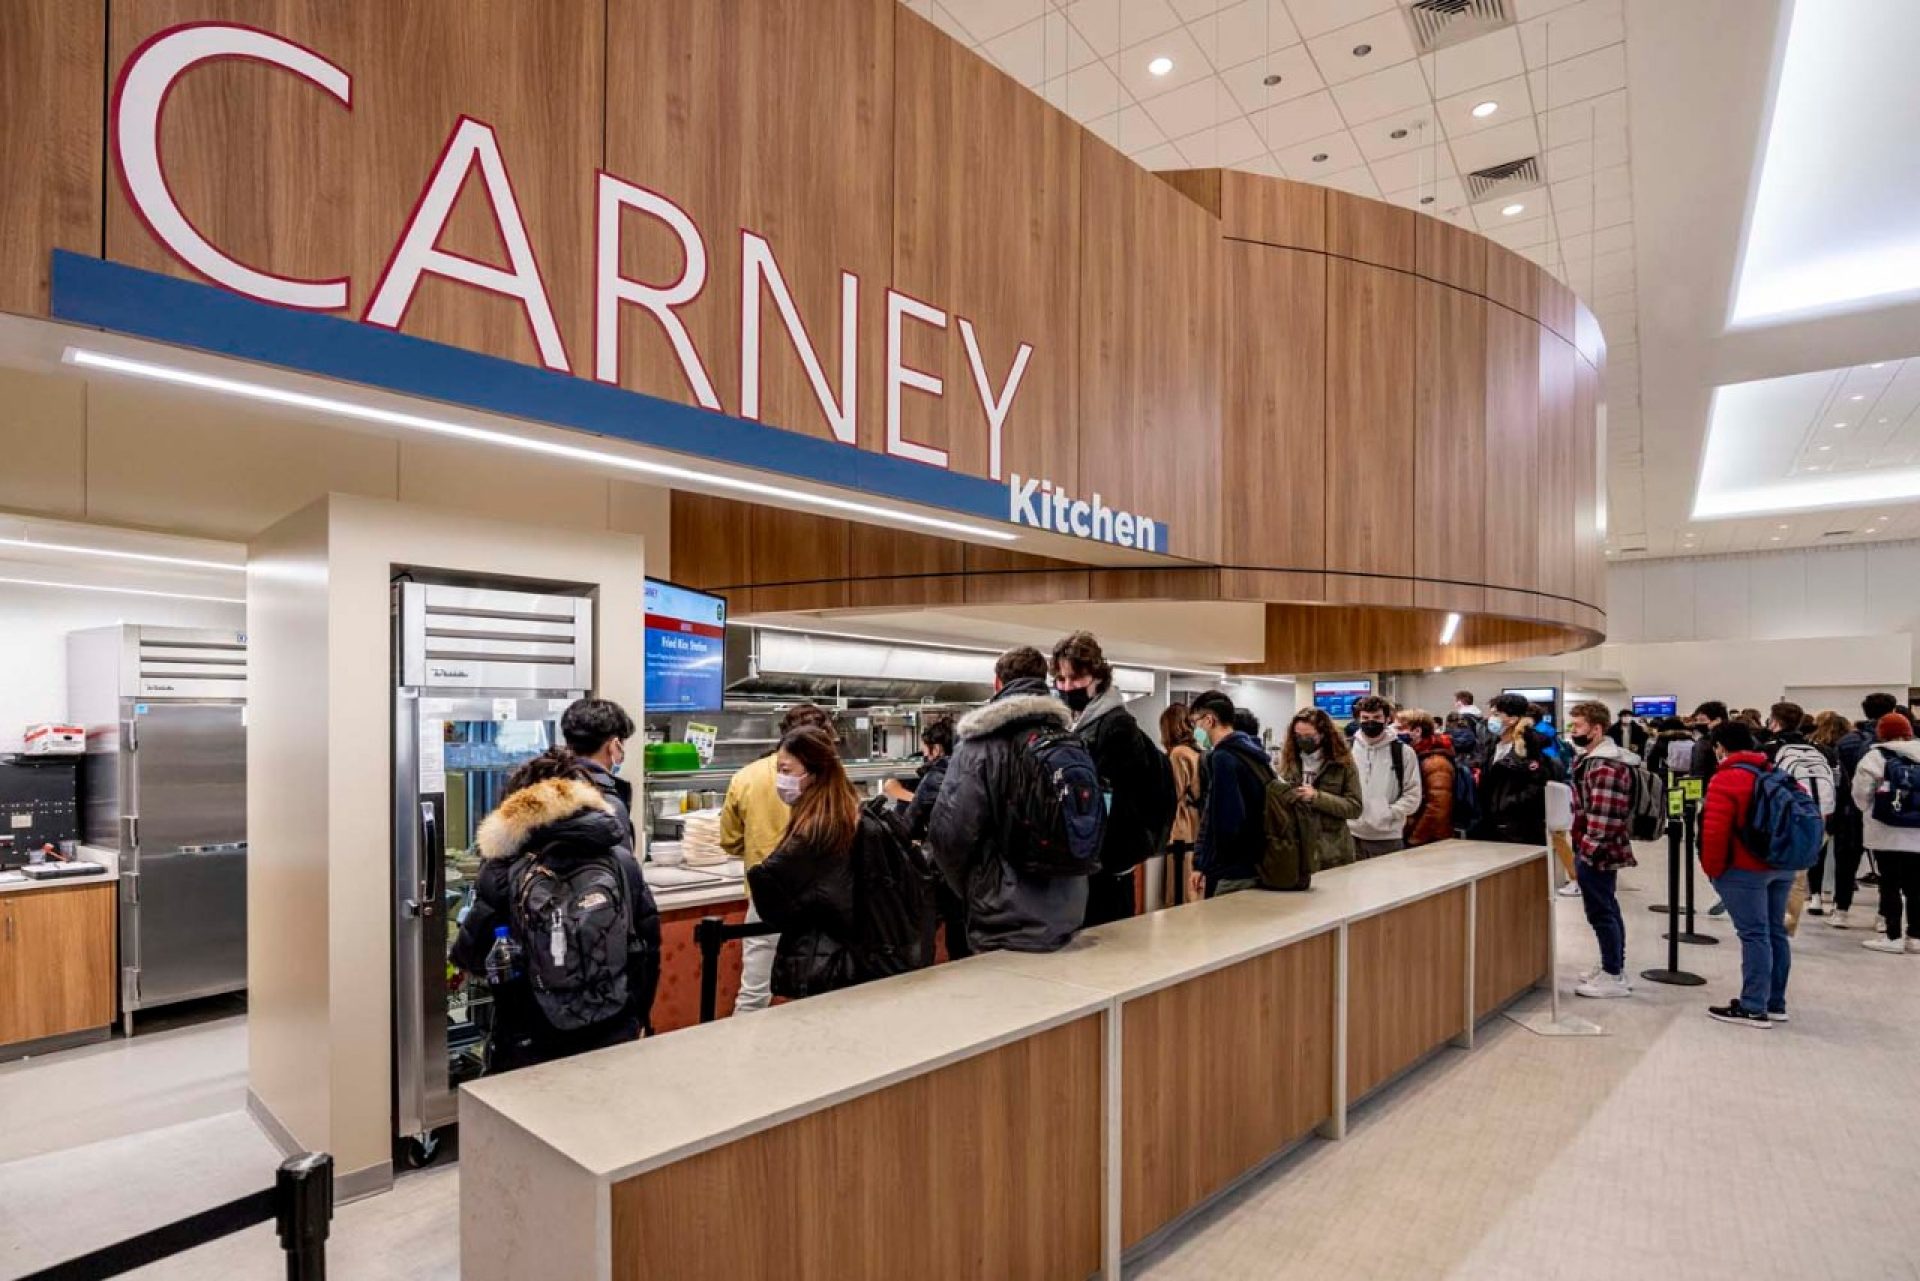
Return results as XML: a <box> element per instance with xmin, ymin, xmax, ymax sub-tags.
<box><xmin>1352</xmin><ymin>43</ymin><xmax>1373</xmax><ymax>57</ymax></box>
<box><xmin>1312</xmin><ymin>152</ymin><xmax>1329</xmax><ymax>162</ymax></box>
<box><xmin>1502</xmin><ymin>203</ymin><xmax>1525</xmax><ymax>216</ymax></box>
<box><xmin>1471</xmin><ymin>101</ymin><xmax>1499</xmax><ymax>118</ymax></box>
<box><xmin>1878</xmin><ymin>514</ymin><xmax>1890</xmax><ymax>521</ymax></box>
<box><xmin>1263</xmin><ymin>72</ymin><xmax>1283</xmax><ymax>86</ymax></box>
<box><xmin>1390</xmin><ymin>128</ymin><xmax>1408</xmax><ymax>139</ymax></box>
<box><xmin>1147</xmin><ymin>55</ymin><xmax>1174</xmax><ymax>76</ymax></box>
<box><xmin>1835</xmin><ymin>422</ymin><xmax>1848</xmax><ymax>428</ymax></box>
<box><xmin>1778</xmin><ymin>523</ymin><xmax>1790</xmax><ymax>529</ymax></box>
<box><xmin>1771</xmin><ymin>535</ymin><xmax>1783</xmax><ymax>541</ymax></box>
<box><xmin>1817</xmin><ymin>444</ymin><xmax>1832</xmax><ymax>450</ymax></box>
<box><xmin>1850</xmin><ymin>393</ymin><xmax>1866</xmax><ymax>400</ymax></box>
<box><xmin>1872</xmin><ymin>362</ymin><xmax>1886</xmax><ymax>368</ymax></box>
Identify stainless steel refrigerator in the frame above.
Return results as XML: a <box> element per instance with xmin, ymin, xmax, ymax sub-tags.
<box><xmin>391</xmin><ymin>581</ymin><xmax>594</xmax><ymax>1165</ymax></box>
<box><xmin>68</xmin><ymin>625</ymin><xmax>249</xmax><ymax>1033</ymax></box>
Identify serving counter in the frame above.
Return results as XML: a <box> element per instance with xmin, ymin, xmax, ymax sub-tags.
<box><xmin>460</xmin><ymin>840</ymin><xmax>1551</xmax><ymax>1280</ymax></box>
<box><xmin>0</xmin><ymin>847</ymin><xmax>119</xmax><ymax>1059</ymax></box>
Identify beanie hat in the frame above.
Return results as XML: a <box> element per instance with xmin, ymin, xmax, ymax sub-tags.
<box><xmin>1875</xmin><ymin>712</ymin><xmax>1914</xmax><ymax>742</ymax></box>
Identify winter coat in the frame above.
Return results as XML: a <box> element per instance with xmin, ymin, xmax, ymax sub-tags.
<box><xmin>1851</xmin><ymin>739</ymin><xmax>1920</xmax><ymax>854</ymax></box>
<box><xmin>1406</xmin><ymin>736</ymin><xmax>1456</xmax><ymax>846</ymax></box>
<box><xmin>1278</xmin><ymin>751</ymin><xmax>1363</xmax><ymax>871</ymax></box>
<box><xmin>1835</xmin><ymin>720</ymin><xmax>1879</xmax><ymax>816</ymax></box>
<box><xmin>451</xmin><ymin>777</ymin><xmax>660</xmax><ymax>1071</ymax></box>
<box><xmin>748</xmin><ymin>809</ymin><xmax>933</xmax><ymax>998</ymax></box>
<box><xmin>1075</xmin><ymin>685</ymin><xmax>1167</xmax><ymax>873</ymax></box>
<box><xmin>1195</xmin><ymin>732</ymin><xmax>1272</xmax><ymax>886</ymax></box>
<box><xmin>1167</xmin><ymin>741</ymin><xmax>1202</xmax><ymax>847</ymax></box>
<box><xmin>1472</xmin><ymin>729</ymin><xmax>1555</xmax><ymax>846</ymax></box>
<box><xmin>1349</xmin><ymin>731</ymin><xmax>1423</xmax><ymax>842</ymax></box>
<box><xmin>902</xmin><ymin>754</ymin><xmax>951</xmax><ymax>843</ymax></box>
<box><xmin>1701</xmin><ymin>749</ymin><xmax>1777</xmax><ymax>878</ymax></box>
<box><xmin>1570</xmin><ymin>739</ymin><xmax>1638</xmax><ymax>872</ymax></box>
<box><xmin>926</xmin><ymin>678</ymin><xmax>1089</xmax><ymax>953</ymax></box>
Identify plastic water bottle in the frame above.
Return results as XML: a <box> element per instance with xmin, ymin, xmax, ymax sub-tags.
<box><xmin>484</xmin><ymin>926</ymin><xmax>521</xmax><ymax>987</ymax></box>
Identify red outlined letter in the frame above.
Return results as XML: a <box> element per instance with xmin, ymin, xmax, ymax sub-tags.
<box><xmin>958</xmin><ymin>319</ymin><xmax>1032</xmax><ymax>482</ymax></box>
<box><xmin>739</xmin><ymin>231</ymin><xmax>858</xmax><ymax>445</ymax></box>
<box><xmin>885</xmin><ymin>289</ymin><xmax>949</xmax><ymax>468</ymax></box>
<box><xmin>594</xmin><ymin>173</ymin><xmax>720</xmax><ymax>409</ymax></box>
<box><xmin>114</xmin><ymin>23</ymin><xmax>351</xmax><ymax>310</ymax></box>
<box><xmin>364</xmin><ymin>116</ymin><xmax>571</xmax><ymax>373</ymax></box>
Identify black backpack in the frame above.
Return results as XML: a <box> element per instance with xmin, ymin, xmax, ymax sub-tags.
<box><xmin>1138</xmin><ymin>735</ymin><xmax>1180</xmax><ymax>858</ymax></box>
<box><xmin>508</xmin><ymin>845</ymin><xmax>631</xmax><ymax>1032</ymax></box>
<box><xmin>854</xmin><ymin>802</ymin><xmax>938</xmax><ymax>976</ymax></box>
<box><xmin>1006</xmin><ymin>726</ymin><xmax>1106</xmax><ymax>877</ymax></box>
<box><xmin>1239</xmin><ymin>751</ymin><xmax>1311</xmax><ymax>892</ymax></box>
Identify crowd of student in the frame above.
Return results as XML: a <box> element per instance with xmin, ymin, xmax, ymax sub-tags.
<box><xmin>440</xmin><ymin>660</ymin><xmax>1920</xmax><ymax>1074</ymax></box>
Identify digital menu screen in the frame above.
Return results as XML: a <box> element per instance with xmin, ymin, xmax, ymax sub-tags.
<box><xmin>644</xmin><ymin>579</ymin><xmax>726</xmax><ymax>712</ymax></box>
<box><xmin>1313</xmin><ymin>679</ymin><xmax>1372</xmax><ymax>719</ymax></box>
<box><xmin>1631</xmin><ymin>696</ymin><xmax>1677</xmax><ymax>718</ymax></box>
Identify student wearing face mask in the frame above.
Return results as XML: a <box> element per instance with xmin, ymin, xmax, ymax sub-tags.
<box><xmin>1471</xmin><ymin>693</ymin><xmax>1555</xmax><ymax>846</ymax></box>
<box><xmin>1274</xmin><ymin>709</ymin><xmax>1363</xmax><ymax>872</ymax></box>
<box><xmin>1347</xmin><ymin>696</ymin><xmax>1422</xmax><ymax>858</ymax></box>
<box><xmin>1187</xmin><ymin>691</ymin><xmax>1270</xmax><ymax>899</ymax></box>
<box><xmin>746</xmin><ymin>726</ymin><xmax>934</xmax><ymax>999</ymax></box>
<box><xmin>562</xmin><ymin>698</ymin><xmax>640</xmax><ymax>842</ymax></box>
<box><xmin>1565</xmin><ymin>702</ymin><xmax>1637</xmax><ymax>999</ymax></box>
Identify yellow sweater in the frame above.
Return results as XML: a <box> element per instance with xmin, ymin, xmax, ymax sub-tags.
<box><xmin>719</xmin><ymin>754</ymin><xmax>791</xmax><ymax>875</ymax></box>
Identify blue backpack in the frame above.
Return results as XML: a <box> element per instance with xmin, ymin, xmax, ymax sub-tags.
<box><xmin>1731</xmin><ymin>763</ymin><xmax>1824</xmax><ymax>870</ymax></box>
<box><xmin>1006</xmin><ymin>727</ymin><xmax>1107</xmax><ymax>878</ymax></box>
<box><xmin>1868</xmin><ymin>748</ymin><xmax>1920</xmax><ymax>828</ymax></box>
<box><xmin>1450</xmin><ymin>757</ymin><xmax>1479</xmax><ymax>835</ymax></box>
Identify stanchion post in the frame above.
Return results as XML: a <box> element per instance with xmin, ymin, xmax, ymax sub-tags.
<box><xmin>1641</xmin><ymin>810</ymin><xmax>1705</xmax><ymax>986</ymax></box>
<box><xmin>1670</xmin><ymin>797</ymin><xmax>1720</xmax><ymax>946</ymax></box>
<box><xmin>275</xmin><ymin>1153</ymin><xmax>332</xmax><ymax>1281</ymax></box>
<box><xmin>695</xmin><ymin>916</ymin><xmax>724</xmax><ymax>1025</ymax></box>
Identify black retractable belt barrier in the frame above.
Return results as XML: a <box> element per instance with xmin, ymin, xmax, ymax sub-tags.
<box><xmin>1640</xmin><ymin>811</ymin><xmax>1705</xmax><ymax>987</ymax></box>
<box><xmin>1669</xmin><ymin>798</ymin><xmax>1718</xmax><ymax>945</ymax></box>
<box><xmin>694</xmin><ymin>914</ymin><xmax>782</xmax><ymax>1024</ymax></box>
<box><xmin>22</xmin><ymin>1153</ymin><xmax>333</xmax><ymax>1281</ymax></box>
<box><xmin>1650</xmin><ymin>780</ymin><xmax>1680</xmax><ymax>914</ymax></box>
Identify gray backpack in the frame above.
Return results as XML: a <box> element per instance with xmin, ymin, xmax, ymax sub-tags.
<box><xmin>509</xmin><ymin>845</ymin><xmax>631</xmax><ymax>1031</ymax></box>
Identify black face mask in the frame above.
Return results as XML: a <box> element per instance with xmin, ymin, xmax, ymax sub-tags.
<box><xmin>1060</xmin><ymin>685</ymin><xmax>1092</xmax><ymax>713</ymax></box>
<box><xmin>1570</xmin><ymin>732</ymin><xmax>1594</xmax><ymax>749</ymax></box>
<box><xmin>1358</xmin><ymin>720</ymin><xmax>1388</xmax><ymax>738</ymax></box>
<box><xmin>1295</xmin><ymin>735</ymin><xmax>1322</xmax><ymax>754</ymax></box>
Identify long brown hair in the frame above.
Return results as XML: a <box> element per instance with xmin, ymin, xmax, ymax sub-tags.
<box><xmin>1810</xmin><ymin>710</ymin><xmax>1850</xmax><ymax>750</ymax></box>
<box><xmin>1160</xmin><ymin>703</ymin><xmax>1195</xmax><ymax>752</ymax></box>
<box><xmin>1281</xmin><ymin>708</ymin><xmax>1352</xmax><ymax>778</ymax></box>
<box><xmin>774</xmin><ymin>726</ymin><xmax>858</xmax><ymax>859</ymax></box>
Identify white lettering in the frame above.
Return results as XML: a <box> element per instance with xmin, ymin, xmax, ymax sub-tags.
<box><xmin>958</xmin><ymin>319</ymin><xmax>1032</xmax><ymax>481</ymax></box>
<box><xmin>1091</xmin><ymin>493</ymin><xmax>1114</xmax><ymax>543</ymax></box>
<box><xmin>115</xmin><ymin>25</ymin><xmax>351</xmax><ymax>310</ymax></box>
<box><xmin>740</xmin><ymin>231</ymin><xmax>857</xmax><ymax>444</ymax></box>
<box><xmin>1068</xmin><ymin>500</ymin><xmax>1090</xmax><ymax>537</ymax></box>
<box><xmin>593</xmin><ymin>173</ymin><xmax>719</xmax><ymax>408</ymax></box>
<box><xmin>365</xmin><ymin>117</ymin><xmax>571</xmax><ymax>371</ymax></box>
<box><xmin>885</xmin><ymin>290</ymin><xmax>949</xmax><ymax>467</ymax></box>
<box><xmin>1009</xmin><ymin>474</ymin><xmax>1041</xmax><ymax>527</ymax></box>
<box><xmin>1135</xmin><ymin>515</ymin><xmax>1158</xmax><ymax>553</ymax></box>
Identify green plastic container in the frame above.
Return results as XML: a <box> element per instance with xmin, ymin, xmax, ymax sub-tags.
<box><xmin>645</xmin><ymin>741</ymin><xmax>702</xmax><ymax>773</ymax></box>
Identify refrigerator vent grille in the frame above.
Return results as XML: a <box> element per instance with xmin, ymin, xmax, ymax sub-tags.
<box><xmin>138</xmin><ymin>638</ymin><xmax>247</xmax><ymax>684</ymax></box>
<box><xmin>421</xmin><ymin>599</ymin><xmax>584</xmax><ymax>668</ymax></box>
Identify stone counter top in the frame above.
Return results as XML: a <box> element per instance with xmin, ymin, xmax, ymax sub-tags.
<box><xmin>0</xmin><ymin>846</ymin><xmax>119</xmax><ymax>898</ymax></box>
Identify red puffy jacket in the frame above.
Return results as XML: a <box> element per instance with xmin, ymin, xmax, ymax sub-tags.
<box><xmin>1700</xmin><ymin>750</ymin><xmax>1774</xmax><ymax>878</ymax></box>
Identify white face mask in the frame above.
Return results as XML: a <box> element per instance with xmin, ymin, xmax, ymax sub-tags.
<box><xmin>1487</xmin><ymin>715</ymin><xmax>1505</xmax><ymax>734</ymax></box>
<box><xmin>775</xmin><ymin>773</ymin><xmax>806</xmax><ymax>806</ymax></box>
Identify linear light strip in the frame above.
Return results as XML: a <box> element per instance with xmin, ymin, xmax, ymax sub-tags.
<box><xmin>1439</xmin><ymin>612</ymin><xmax>1461</xmax><ymax>645</ymax></box>
<box><xmin>743</xmin><ymin>621</ymin><xmax>1230</xmax><ymax>679</ymax></box>
<box><xmin>0</xmin><ymin>575</ymin><xmax>243</xmax><ymax>604</ymax></box>
<box><xmin>64</xmin><ymin>349</ymin><xmax>1019</xmax><ymax>543</ymax></box>
<box><xmin>0</xmin><ymin>536</ymin><xmax>244</xmax><ymax>573</ymax></box>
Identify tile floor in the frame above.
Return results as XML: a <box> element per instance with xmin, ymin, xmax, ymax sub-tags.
<box><xmin>2</xmin><ymin>844</ymin><xmax>1914</xmax><ymax>1280</ymax></box>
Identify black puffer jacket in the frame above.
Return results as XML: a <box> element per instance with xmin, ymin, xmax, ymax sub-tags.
<box><xmin>451</xmin><ymin>778</ymin><xmax>660</xmax><ymax>1072</ymax></box>
<box><xmin>1471</xmin><ymin>731</ymin><xmax>1556</xmax><ymax>846</ymax></box>
<box><xmin>748</xmin><ymin>808</ymin><xmax>934</xmax><ymax>999</ymax></box>
<box><xmin>1076</xmin><ymin>686</ymin><xmax>1169</xmax><ymax>872</ymax></box>
<box><xmin>903</xmin><ymin>755</ymin><xmax>951</xmax><ymax>842</ymax></box>
<box><xmin>927</xmin><ymin>678</ymin><xmax>1089</xmax><ymax>953</ymax></box>
<box><xmin>575</xmin><ymin>758</ymin><xmax>660</xmax><ymax>953</ymax></box>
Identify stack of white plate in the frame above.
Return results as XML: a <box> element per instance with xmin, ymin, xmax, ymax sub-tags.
<box><xmin>680</xmin><ymin>811</ymin><xmax>728</xmax><ymax>865</ymax></box>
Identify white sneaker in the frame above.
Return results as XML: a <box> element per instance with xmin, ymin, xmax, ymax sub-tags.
<box><xmin>1828</xmin><ymin>909</ymin><xmax>1851</xmax><ymax>929</ymax></box>
<box><xmin>1557</xmin><ymin>881</ymin><xmax>1584</xmax><ymax>898</ymax></box>
<box><xmin>1906</xmin><ymin>939</ymin><xmax>1920</xmax><ymax>955</ymax></box>
<box><xmin>1576</xmin><ymin>973</ymin><xmax>1632</xmax><ymax>999</ymax></box>
<box><xmin>1861</xmin><ymin>937</ymin><xmax>1905</xmax><ymax>954</ymax></box>
<box><xmin>1806</xmin><ymin>893</ymin><xmax>1826</xmax><ymax>916</ymax></box>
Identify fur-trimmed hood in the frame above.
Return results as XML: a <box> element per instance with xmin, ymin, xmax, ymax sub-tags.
<box><xmin>957</xmin><ymin>678</ymin><xmax>1072</xmax><ymax>742</ymax></box>
<box><xmin>476</xmin><ymin>777</ymin><xmax>617</xmax><ymax>861</ymax></box>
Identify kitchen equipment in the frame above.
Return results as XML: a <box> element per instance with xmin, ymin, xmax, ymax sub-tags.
<box><xmin>644</xmin><ymin>742</ymin><xmax>701</xmax><ymax>773</ymax></box>
<box><xmin>21</xmin><ymin>860</ymin><xmax>105</xmax><ymax>880</ymax></box>
<box><xmin>68</xmin><ymin>625</ymin><xmax>247</xmax><ymax>1032</ymax></box>
<box><xmin>391</xmin><ymin>580</ymin><xmax>593</xmax><ymax>1167</ymax></box>
<box><xmin>678</xmin><ymin>811</ymin><xmax>727</xmax><ymax>866</ymax></box>
<box><xmin>0</xmin><ymin>756</ymin><xmax>81</xmax><ymax>867</ymax></box>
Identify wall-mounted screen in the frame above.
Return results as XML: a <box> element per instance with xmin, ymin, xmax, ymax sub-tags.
<box><xmin>1631</xmin><ymin>696</ymin><xmax>1677</xmax><ymax>718</ymax></box>
<box><xmin>1313</xmin><ymin>679</ymin><xmax>1372</xmax><ymax>720</ymax></box>
<box><xmin>1503</xmin><ymin>687</ymin><xmax>1561</xmax><ymax>734</ymax></box>
<box><xmin>644</xmin><ymin>579</ymin><xmax>726</xmax><ymax>713</ymax></box>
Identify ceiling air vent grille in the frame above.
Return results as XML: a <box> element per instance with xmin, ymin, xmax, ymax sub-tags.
<box><xmin>1464</xmin><ymin>156</ymin><xmax>1541</xmax><ymax>203</ymax></box>
<box><xmin>1407</xmin><ymin>0</ymin><xmax>1514</xmax><ymax>54</ymax></box>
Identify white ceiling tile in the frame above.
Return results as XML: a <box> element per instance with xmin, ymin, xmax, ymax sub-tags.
<box><xmin>1420</xmin><ymin>27</ymin><xmax>1527</xmax><ymax>96</ymax></box>
<box><xmin>1317</xmin><ymin>165</ymin><xmax>1381</xmax><ymax>197</ymax></box>
<box><xmin>1234</xmin><ymin>153</ymin><xmax>1289</xmax><ymax>177</ymax></box>
<box><xmin>1330</xmin><ymin>60</ymin><xmax>1431</xmax><ymax>124</ymax></box>
<box><xmin>1527</xmin><ymin>42</ymin><xmax>1626</xmax><ymax>110</ymax></box>
<box><xmin>1351</xmin><ymin>108</ymin><xmax>1440</xmax><ymax>161</ymax></box>
<box><xmin>1549</xmin><ymin>172</ymin><xmax>1593</xmax><ymax>207</ymax></box>
<box><xmin>1188</xmin><ymin>0</ymin><xmax>1302</xmax><ymax>65</ymax></box>
<box><xmin>1304</xmin><ymin>9</ymin><xmax>1417</xmax><ymax>86</ymax></box>
<box><xmin>1282</xmin><ymin>0</ymin><xmax>1391</xmax><ymax>40</ymax></box>
<box><xmin>983</xmin><ymin>11</ymin><xmax>1099</xmax><ymax>85</ymax></box>
<box><xmin>1385</xmin><ymin>176</ymin><xmax>1469</xmax><ymax>212</ymax></box>
<box><xmin>1116</xmin><ymin>26</ymin><xmax>1211</xmax><ymax>100</ymax></box>
<box><xmin>1250</xmin><ymin>88</ymin><xmax>1346</xmax><ymax>148</ymax></box>
<box><xmin>1130</xmin><ymin>140</ymin><xmax>1190</xmax><ymax>170</ymax></box>
<box><xmin>1436</xmin><ymin>74</ymin><xmax>1533</xmax><ymax>140</ymax></box>
<box><xmin>1169</xmin><ymin>0</ymin><xmax>1228</xmax><ymax>19</ymax></box>
<box><xmin>1218</xmin><ymin>44</ymin><xmax>1325</xmax><ymax>112</ymax></box>
<box><xmin>1062</xmin><ymin>0</ymin><xmax>1180</xmax><ymax>57</ymax></box>
<box><xmin>1554</xmin><ymin>202</ymin><xmax>1593</xmax><ymax>234</ymax></box>
<box><xmin>940</xmin><ymin>0</ymin><xmax>1053</xmax><ymax>43</ymax></box>
<box><xmin>1276</xmin><ymin>129</ymin><xmax>1363</xmax><ymax>178</ymax></box>
<box><xmin>1486</xmin><ymin>219</ymin><xmax>1550</xmax><ymax>250</ymax></box>
<box><xmin>1592</xmin><ymin>162</ymin><xmax>1631</xmax><ymax>202</ymax></box>
<box><xmin>1592</xmin><ymin>247</ymin><xmax>1634</xmax><ymax>277</ymax></box>
<box><xmin>1544</xmin><ymin>137</ymin><xmax>1596</xmax><ymax>180</ymax></box>
<box><xmin>1142</xmin><ymin>74</ymin><xmax>1245</xmax><ymax>137</ymax></box>
<box><xmin>1540</xmin><ymin>88</ymin><xmax>1623</xmax><ymax>146</ymax></box>
<box><xmin>1370</xmin><ymin>148</ymin><xmax>1448</xmax><ymax>194</ymax></box>
<box><xmin>1519</xmin><ymin>0</ymin><xmax>1624</xmax><ymax>68</ymax></box>
<box><xmin>1042</xmin><ymin>58</ymin><xmax>1126</xmax><ymax>118</ymax></box>
<box><xmin>923</xmin><ymin>1</ymin><xmax>978</xmax><ymax>44</ymax></box>
<box><xmin>1174</xmin><ymin>116</ymin><xmax>1268</xmax><ymax>166</ymax></box>
<box><xmin>1445</xmin><ymin>116</ymin><xmax>1540</xmax><ymax>172</ymax></box>
<box><xmin>1513</xmin><ymin>0</ymin><xmax>1586</xmax><ymax>19</ymax></box>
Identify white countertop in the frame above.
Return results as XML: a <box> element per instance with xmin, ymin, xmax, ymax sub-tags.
<box><xmin>460</xmin><ymin>839</ymin><xmax>1546</xmax><ymax>1183</ymax></box>
<box><xmin>0</xmin><ymin>845</ymin><xmax>119</xmax><ymax>898</ymax></box>
<box><xmin>644</xmin><ymin>860</ymin><xmax>749</xmax><ymax>913</ymax></box>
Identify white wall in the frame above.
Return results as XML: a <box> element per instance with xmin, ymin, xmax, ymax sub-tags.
<box><xmin>0</xmin><ymin>583</ymin><xmax>245</xmax><ymax>750</ymax></box>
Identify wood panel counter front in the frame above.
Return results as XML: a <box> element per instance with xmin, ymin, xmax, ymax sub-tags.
<box><xmin>460</xmin><ymin>842</ymin><xmax>1551</xmax><ymax>1281</ymax></box>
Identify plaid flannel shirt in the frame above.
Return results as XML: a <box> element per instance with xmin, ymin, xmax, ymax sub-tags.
<box><xmin>1571</xmin><ymin>751</ymin><xmax>1637</xmax><ymax>871</ymax></box>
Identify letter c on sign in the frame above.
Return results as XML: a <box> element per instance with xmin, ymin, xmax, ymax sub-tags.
<box><xmin>114</xmin><ymin>24</ymin><xmax>352</xmax><ymax>310</ymax></box>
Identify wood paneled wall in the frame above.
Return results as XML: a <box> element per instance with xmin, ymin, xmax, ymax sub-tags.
<box><xmin>609</xmin><ymin>1014</ymin><xmax>1103</xmax><ymax>1281</ymax></box>
<box><xmin>1</xmin><ymin>1</ymin><xmax>103</xmax><ymax>316</ymax></box>
<box><xmin>1474</xmin><ymin>857</ymin><xmax>1551</xmax><ymax>1020</ymax></box>
<box><xmin>1120</xmin><ymin>933</ymin><xmax>1336</xmax><ymax>1247</ymax></box>
<box><xmin>1346</xmin><ymin>889</ymin><xmax>1469</xmax><ymax>1100</ymax></box>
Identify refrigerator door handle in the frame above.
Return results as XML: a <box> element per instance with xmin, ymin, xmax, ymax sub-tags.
<box><xmin>418</xmin><ymin>801</ymin><xmax>440</xmax><ymax>919</ymax></box>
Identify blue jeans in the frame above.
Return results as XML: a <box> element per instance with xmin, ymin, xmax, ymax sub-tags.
<box><xmin>1577</xmin><ymin>860</ymin><xmax>1624</xmax><ymax>976</ymax></box>
<box><xmin>1715</xmin><ymin>868</ymin><xmax>1795</xmax><ymax>1014</ymax></box>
